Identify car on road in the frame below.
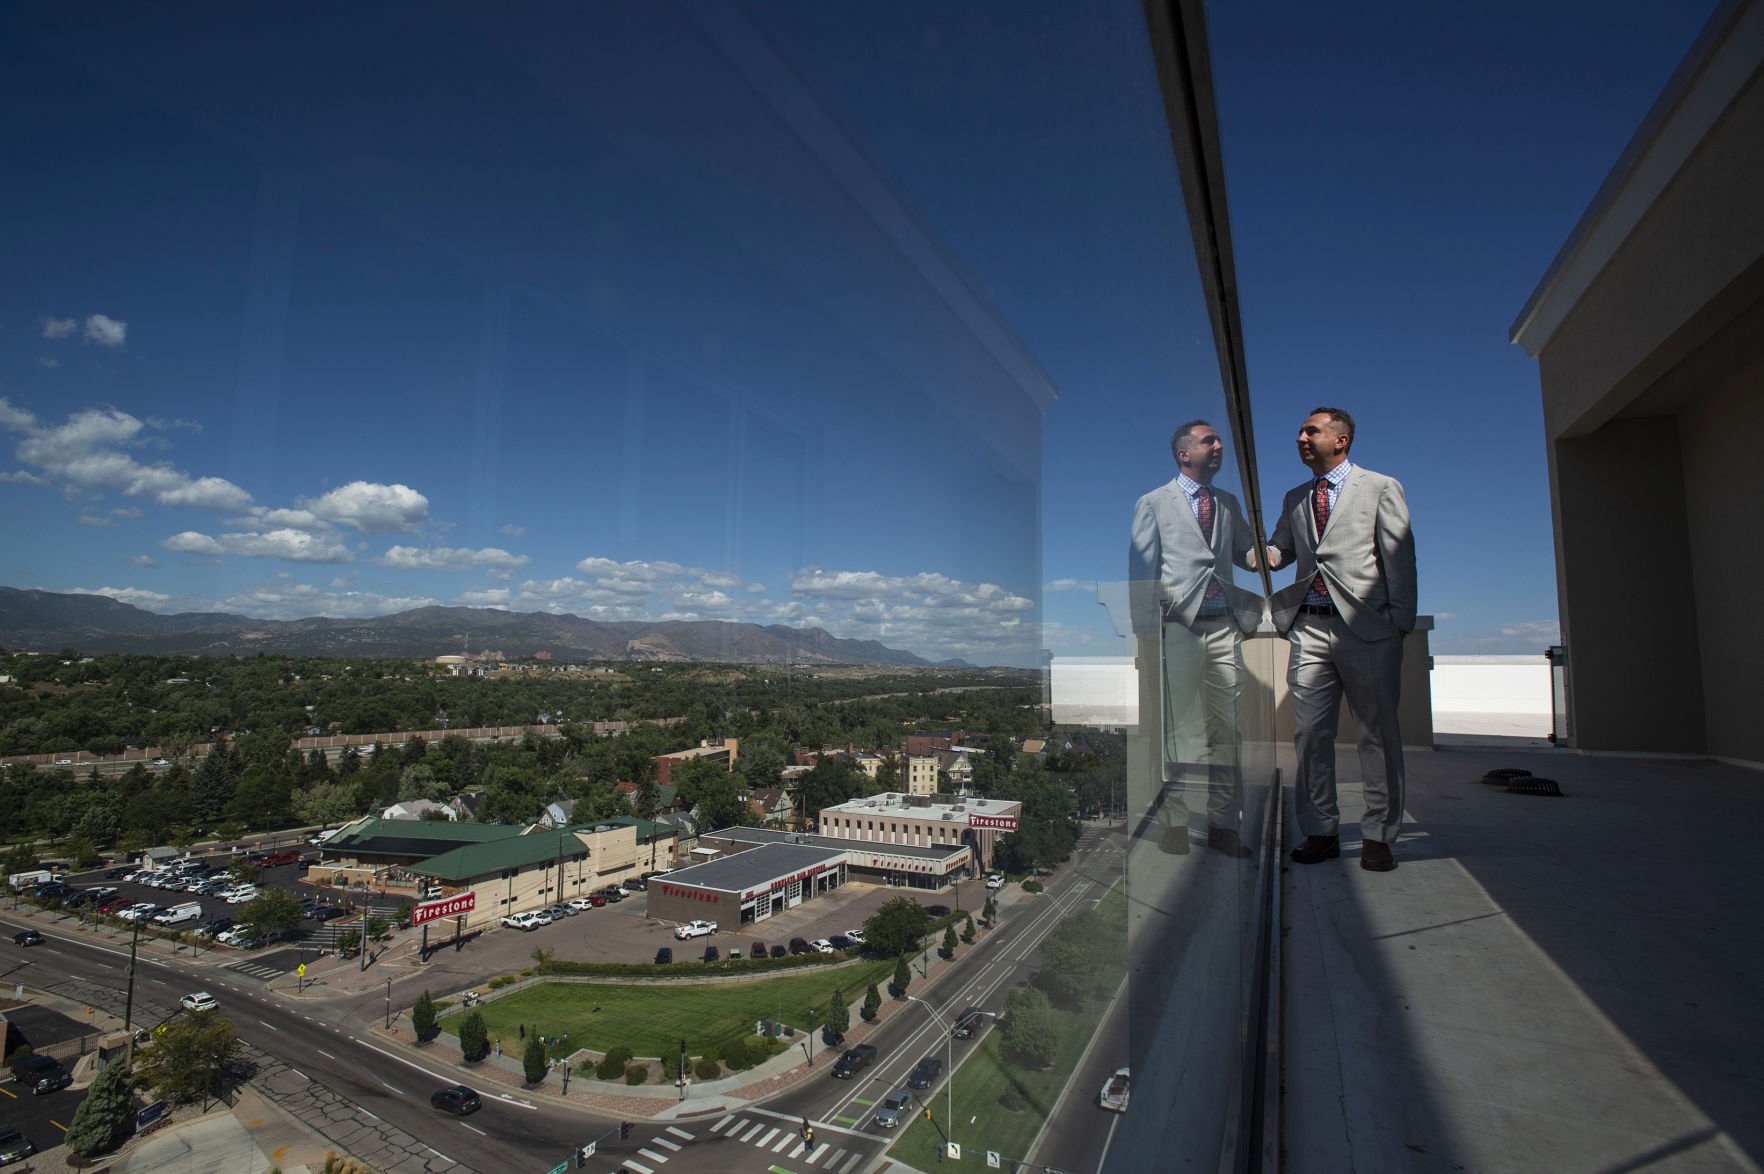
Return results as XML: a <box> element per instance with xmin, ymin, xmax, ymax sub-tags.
<box><xmin>873</xmin><ymin>1089</ymin><xmax>913</xmax><ymax>1129</ymax></box>
<box><xmin>906</xmin><ymin>1055</ymin><xmax>943</xmax><ymax>1089</ymax></box>
<box><xmin>306</xmin><ymin>906</ymin><xmax>344</xmax><ymax>922</ymax></box>
<box><xmin>567</xmin><ymin>896</ymin><xmax>597</xmax><ymax>912</ymax></box>
<box><xmin>809</xmin><ymin>938</ymin><xmax>836</xmax><ymax>954</ymax></box>
<box><xmin>788</xmin><ymin>937</ymin><xmax>812</xmax><ymax>955</ymax></box>
<box><xmin>12</xmin><ymin>930</ymin><xmax>43</xmax><ymax>947</ymax></box>
<box><xmin>152</xmin><ymin>757</ymin><xmax>170</xmax><ymax>766</ymax></box>
<box><xmin>430</xmin><ymin>1085</ymin><xmax>481</xmax><ymax>1116</ymax></box>
<box><xmin>952</xmin><ymin>1007</ymin><xmax>989</xmax><ymax>1039</ymax></box>
<box><xmin>674</xmin><ymin>920</ymin><xmax>717</xmax><ymax>940</ymax></box>
<box><xmin>1098</xmin><ymin>1066</ymin><xmax>1131</xmax><ymax>1112</ymax></box>
<box><xmin>654</xmin><ymin>947</ymin><xmax>672</xmax><ymax>965</ymax></box>
<box><xmin>263</xmin><ymin>851</ymin><xmax>301</xmax><ymax>867</ymax></box>
<box><xmin>831</xmin><ymin>1044</ymin><xmax>878</xmax><ymax>1079</ymax></box>
<box><xmin>11</xmin><ymin>1055</ymin><xmax>71</xmax><ymax>1095</ymax></box>
<box><xmin>0</xmin><ymin>1121</ymin><xmax>35</xmax><ymax>1164</ymax></box>
<box><xmin>52</xmin><ymin>759</ymin><xmax>72</xmax><ymax>766</ymax></box>
<box><xmin>180</xmin><ymin>992</ymin><xmax>219</xmax><ymax>1012</ymax></box>
<box><xmin>986</xmin><ymin>873</ymin><xmax>1006</xmax><ymax>889</ymax></box>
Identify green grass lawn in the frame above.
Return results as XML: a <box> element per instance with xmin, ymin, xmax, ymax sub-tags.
<box><xmin>887</xmin><ymin>880</ymin><xmax>1128</xmax><ymax>1168</ymax></box>
<box><xmin>434</xmin><ymin>958</ymin><xmax>898</xmax><ymax>1058</ymax></box>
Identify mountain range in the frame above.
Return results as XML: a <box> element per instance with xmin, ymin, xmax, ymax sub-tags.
<box><xmin>0</xmin><ymin>587</ymin><xmax>971</xmax><ymax>667</ymax></box>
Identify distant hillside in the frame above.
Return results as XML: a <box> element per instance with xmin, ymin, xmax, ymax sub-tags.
<box><xmin>0</xmin><ymin>587</ymin><xmax>970</xmax><ymax>667</ymax></box>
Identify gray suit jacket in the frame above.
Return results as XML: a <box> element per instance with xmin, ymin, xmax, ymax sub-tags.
<box><xmin>1129</xmin><ymin>478</ymin><xmax>1264</xmax><ymax>636</ymax></box>
<box><xmin>1268</xmin><ymin>464</ymin><xmax>1417</xmax><ymax>640</ymax></box>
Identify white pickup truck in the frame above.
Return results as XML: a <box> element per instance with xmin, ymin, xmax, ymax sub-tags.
<box><xmin>1098</xmin><ymin>1067</ymin><xmax>1131</xmax><ymax>1113</ymax></box>
<box><xmin>674</xmin><ymin>919</ymin><xmax>718</xmax><ymax>940</ymax></box>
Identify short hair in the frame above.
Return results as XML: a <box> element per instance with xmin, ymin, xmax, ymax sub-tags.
<box><xmin>1309</xmin><ymin>406</ymin><xmax>1356</xmax><ymax>451</ymax></box>
<box><xmin>1170</xmin><ymin>419</ymin><xmax>1213</xmax><ymax>461</ymax></box>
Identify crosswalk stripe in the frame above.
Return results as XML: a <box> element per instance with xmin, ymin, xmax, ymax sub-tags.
<box><xmin>622</xmin><ymin>1162</ymin><xmax>653</xmax><ymax>1174</ymax></box>
<box><xmin>637</xmin><ymin>1148</ymin><xmax>668</xmax><ymax>1163</ymax></box>
<box><xmin>665</xmin><ymin>1125</ymin><xmax>695</xmax><ymax>1141</ymax></box>
<box><xmin>756</xmin><ymin>1127</ymin><xmax>780</xmax><ymax>1148</ymax></box>
<box><xmin>740</xmin><ymin>1121</ymin><xmax>766</xmax><ymax>1142</ymax></box>
<box><xmin>651</xmin><ymin>1136</ymin><xmax>682</xmax><ymax>1151</ymax></box>
<box><xmin>810</xmin><ymin>1143</ymin><xmax>833</xmax><ymax>1164</ymax></box>
<box><xmin>840</xmin><ymin>1152</ymin><xmax>863</xmax><ymax>1174</ymax></box>
<box><xmin>711</xmin><ymin>1115</ymin><xmax>734</xmax><ymax>1133</ymax></box>
<box><xmin>787</xmin><ymin>1140</ymin><xmax>807</xmax><ymax>1158</ymax></box>
<box><xmin>771</xmin><ymin>1133</ymin><xmax>795</xmax><ymax>1153</ymax></box>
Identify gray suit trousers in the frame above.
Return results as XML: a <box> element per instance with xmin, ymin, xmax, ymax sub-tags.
<box><xmin>1289</xmin><ymin>612</ymin><xmax>1405</xmax><ymax>844</ymax></box>
<box><xmin>1161</xmin><ymin>614</ymin><xmax>1243</xmax><ymax>830</ymax></box>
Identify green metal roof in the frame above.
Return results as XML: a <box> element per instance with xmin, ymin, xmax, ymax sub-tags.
<box><xmin>411</xmin><ymin>829</ymin><xmax>590</xmax><ymax>883</ymax></box>
<box><xmin>325</xmin><ymin>817</ymin><xmax>516</xmax><ymax>860</ymax></box>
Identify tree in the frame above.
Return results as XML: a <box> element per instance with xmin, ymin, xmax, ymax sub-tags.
<box><xmin>134</xmin><ymin>1009</ymin><xmax>240</xmax><ymax>1104</ymax></box>
<box><xmin>64</xmin><ymin>1053</ymin><xmax>133</xmax><ymax>1159</ymax></box>
<box><xmin>823</xmin><ymin>988</ymin><xmax>850</xmax><ymax>1043</ymax></box>
<box><xmin>239</xmin><ymin>888</ymin><xmax>303</xmax><ymax>937</ymax></box>
<box><xmin>1002</xmin><ymin>986</ymin><xmax>1057</xmax><ymax>1068</ymax></box>
<box><xmin>983</xmin><ymin>894</ymin><xmax>997</xmax><ymax>925</ymax></box>
<box><xmin>962</xmin><ymin>913</ymin><xmax>976</xmax><ymax>943</ymax></box>
<box><xmin>864</xmin><ymin>896</ymin><xmax>931</xmax><ymax>959</ymax></box>
<box><xmin>523</xmin><ymin>1034</ymin><xmax>548</xmax><ymax>1084</ymax></box>
<box><xmin>892</xmin><ymin>954</ymin><xmax>912</xmax><ymax>1000</ymax></box>
<box><xmin>633</xmin><ymin>777</ymin><xmax>662</xmax><ymax>821</ymax></box>
<box><xmin>411</xmin><ymin>991</ymin><xmax>438</xmax><ymax>1041</ymax></box>
<box><xmin>872</xmin><ymin>754</ymin><xmax>901</xmax><ymax>796</ymax></box>
<box><xmin>459</xmin><ymin>1010</ymin><xmax>489</xmax><ymax>1062</ymax></box>
<box><xmin>1036</xmin><ymin>911</ymin><xmax>1096</xmax><ymax>1006</ymax></box>
<box><xmin>862</xmin><ymin>983</ymin><xmax>883</xmax><ymax>1022</ymax></box>
<box><xmin>941</xmin><ymin>923</ymin><xmax>959</xmax><ymax>960</ymax></box>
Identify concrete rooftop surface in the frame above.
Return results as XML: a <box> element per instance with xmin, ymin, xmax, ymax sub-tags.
<box><xmin>1282</xmin><ymin>742</ymin><xmax>1764</xmax><ymax>1173</ymax></box>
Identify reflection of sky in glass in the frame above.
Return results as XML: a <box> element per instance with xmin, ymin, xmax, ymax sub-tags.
<box><xmin>0</xmin><ymin>3</ymin><xmax>1226</xmax><ymax>667</ymax></box>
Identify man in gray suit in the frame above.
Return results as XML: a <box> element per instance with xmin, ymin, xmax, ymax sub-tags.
<box><xmin>1266</xmin><ymin>407</ymin><xmax>1416</xmax><ymax>872</ymax></box>
<box><xmin>1130</xmin><ymin>420</ymin><xmax>1264</xmax><ymax>856</ymax></box>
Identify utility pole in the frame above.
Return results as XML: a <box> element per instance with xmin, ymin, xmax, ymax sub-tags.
<box><xmin>123</xmin><ymin>917</ymin><xmax>142</xmax><ymax>1059</ymax></box>
<box><xmin>384</xmin><ymin>977</ymin><xmax>393</xmax><ymax>1029</ymax></box>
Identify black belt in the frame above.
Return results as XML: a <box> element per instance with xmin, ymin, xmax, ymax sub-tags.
<box><xmin>1297</xmin><ymin>604</ymin><xmax>1336</xmax><ymax>616</ymax></box>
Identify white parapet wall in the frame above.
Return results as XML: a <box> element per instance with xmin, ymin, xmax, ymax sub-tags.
<box><xmin>1431</xmin><ymin>657</ymin><xmax>1552</xmax><ymax>716</ymax></box>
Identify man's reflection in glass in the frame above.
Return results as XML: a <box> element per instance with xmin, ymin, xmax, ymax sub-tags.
<box><xmin>1129</xmin><ymin>420</ymin><xmax>1262</xmax><ymax>858</ymax></box>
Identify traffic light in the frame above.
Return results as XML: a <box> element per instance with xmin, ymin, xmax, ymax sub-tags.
<box><xmin>620</xmin><ymin>1121</ymin><xmax>632</xmax><ymax>1140</ymax></box>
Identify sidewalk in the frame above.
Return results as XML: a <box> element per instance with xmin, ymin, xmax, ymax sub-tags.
<box><xmin>1284</xmin><ymin>742</ymin><xmax>1764</xmax><ymax>1172</ymax></box>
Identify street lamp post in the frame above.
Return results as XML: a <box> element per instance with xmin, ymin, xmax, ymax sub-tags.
<box><xmin>802</xmin><ymin>1008</ymin><xmax>820</xmax><ymax>1067</ymax></box>
<box><xmin>384</xmin><ymin>977</ymin><xmax>393</xmax><ymax>1029</ymax></box>
<box><xmin>905</xmin><ymin>995</ymin><xmax>957</xmax><ymax>1160</ymax></box>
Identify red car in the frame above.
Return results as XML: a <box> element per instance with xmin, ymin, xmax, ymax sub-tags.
<box><xmin>589</xmin><ymin>894</ymin><xmax>607</xmax><ymax>907</ymax></box>
<box><xmin>263</xmin><ymin>851</ymin><xmax>301</xmax><ymax>867</ymax></box>
<box><xmin>97</xmin><ymin>898</ymin><xmax>130</xmax><ymax>914</ymax></box>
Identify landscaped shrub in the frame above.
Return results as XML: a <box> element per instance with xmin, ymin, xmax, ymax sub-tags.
<box><xmin>693</xmin><ymin>1057</ymin><xmax>721</xmax><ymax>1081</ymax></box>
<box><xmin>720</xmin><ymin>1037</ymin><xmax>751</xmax><ymax>1071</ymax></box>
<box><xmin>999</xmin><ymin>1086</ymin><xmax>1028</xmax><ymax>1112</ymax></box>
<box><xmin>486</xmin><ymin>975</ymin><xmax>517</xmax><ymax>989</ymax></box>
<box><xmin>1022</xmin><ymin>879</ymin><xmax>1044</xmax><ymax>894</ymax></box>
<box><xmin>596</xmin><ymin>1046</ymin><xmax>633</xmax><ymax>1080</ymax></box>
<box><xmin>625</xmin><ymin>1063</ymin><xmax>648</xmax><ymax>1085</ymax></box>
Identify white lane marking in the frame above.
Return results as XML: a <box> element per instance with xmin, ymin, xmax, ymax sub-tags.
<box><xmin>381</xmin><ymin>1081</ymin><xmax>405</xmax><ymax>1096</ymax></box>
<box><xmin>637</xmin><ymin>1148</ymin><xmax>669</xmax><ymax>1163</ymax></box>
<box><xmin>711</xmin><ymin>1114</ymin><xmax>735</xmax><ymax>1132</ymax></box>
<box><xmin>458</xmin><ymin>1121</ymin><xmax>487</xmax><ymax>1136</ymax></box>
<box><xmin>754</xmin><ymin>1126</ymin><xmax>779</xmax><ymax>1148</ymax></box>
<box><xmin>664</xmin><ymin>1126</ymin><xmax>694</xmax><ymax>1141</ymax></box>
<box><xmin>316</xmin><ymin>1049</ymin><xmax>337</xmax><ymax>1060</ymax></box>
<box><xmin>740</xmin><ymin>1122</ymin><xmax>766</xmax><ymax>1142</ymax></box>
<box><xmin>289</xmin><ymin>1069</ymin><xmax>307</xmax><ymax>1081</ymax></box>
<box><xmin>359</xmin><ymin>1108</ymin><xmax>378</xmax><ymax>1121</ymax></box>
<box><xmin>651</xmin><ymin>1136</ymin><xmax>682</xmax><ymax>1151</ymax></box>
<box><xmin>354</xmin><ymin>1040</ymin><xmax>536</xmax><ymax>1111</ymax></box>
<box><xmin>772</xmin><ymin>1133</ymin><xmax>796</xmax><ymax>1153</ymax></box>
<box><xmin>427</xmin><ymin>1146</ymin><xmax>452</xmax><ymax>1161</ymax></box>
<box><xmin>622</xmin><ymin>1162</ymin><xmax>654</xmax><ymax>1174</ymax></box>
<box><xmin>257</xmin><ymin>1019</ymin><xmax>278</xmax><ymax>1031</ymax></box>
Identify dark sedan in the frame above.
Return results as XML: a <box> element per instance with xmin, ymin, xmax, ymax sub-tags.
<box><xmin>12</xmin><ymin>930</ymin><xmax>44</xmax><ymax>947</ymax></box>
<box><xmin>430</xmin><ymin>1085</ymin><xmax>481</xmax><ymax>1115</ymax></box>
<box><xmin>906</xmin><ymin>1054</ymin><xmax>943</xmax><ymax>1089</ymax></box>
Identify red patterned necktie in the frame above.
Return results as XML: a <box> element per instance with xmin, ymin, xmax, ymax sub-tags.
<box><xmin>1197</xmin><ymin>488</ymin><xmax>1223</xmax><ymax>602</ymax></box>
<box><xmin>1310</xmin><ymin>477</ymin><xmax>1330</xmax><ymax>600</ymax></box>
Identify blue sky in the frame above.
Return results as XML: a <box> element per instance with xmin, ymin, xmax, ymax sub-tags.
<box><xmin>0</xmin><ymin>2</ymin><xmax>1717</xmax><ymax>665</ymax></box>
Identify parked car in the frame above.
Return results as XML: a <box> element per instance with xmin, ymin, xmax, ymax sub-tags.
<box><xmin>430</xmin><ymin>1085</ymin><xmax>481</xmax><ymax>1116</ymax></box>
<box><xmin>727</xmin><ymin>947</ymin><xmax>742</xmax><ymax>960</ymax></box>
<box><xmin>654</xmin><ymin>947</ymin><xmax>673</xmax><ymax>965</ymax></box>
<box><xmin>845</xmin><ymin>928</ymin><xmax>867</xmax><ymax>944</ymax></box>
<box><xmin>546</xmin><ymin>904</ymin><xmax>572</xmax><ymax>920</ymax></box>
<box><xmin>194</xmin><ymin>918</ymin><xmax>234</xmax><ymax>938</ymax></box>
<box><xmin>702</xmin><ymin>945</ymin><xmax>720</xmax><ymax>962</ymax></box>
<box><xmin>567</xmin><ymin>896</ymin><xmax>597</xmax><ymax>912</ymax></box>
<box><xmin>906</xmin><ymin>1055</ymin><xmax>943</xmax><ymax>1089</ymax></box>
<box><xmin>986</xmin><ymin>873</ymin><xmax>1006</xmax><ymax>889</ymax></box>
<box><xmin>874</xmin><ymin>1089</ymin><xmax>913</xmax><ymax>1129</ymax></box>
<box><xmin>11</xmin><ymin>1056</ymin><xmax>71</xmax><ymax>1095</ymax></box>
<box><xmin>809</xmin><ymin>938</ymin><xmax>836</xmax><ymax>954</ymax></box>
<box><xmin>116</xmin><ymin>903</ymin><xmax>159</xmax><ymax>922</ymax></box>
<box><xmin>180</xmin><ymin>992</ymin><xmax>219</xmax><ymax>1012</ymax></box>
<box><xmin>307</xmin><ymin>906</ymin><xmax>345</xmax><ymax>922</ymax></box>
<box><xmin>263</xmin><ymin>851</ymin><xmax>301</xmax><ymax>867</ymax></box>
<box><xmin>827</xmin><ymin>934</ymin><xmax>854</xmax><ymax>951</ymax></box>
<box><xmin>223</xmin><ymin>886</ymin><xmax>258</xmax><ymax>904</ymax></box>
<box><xmin>674</xmin><ymin>920</ymin><xmax>717</xmax><ymax>940</ymax></box>
<box><xmin>0</xmin><ymin>1122</ymin><xmax>34</xmax><ymax>1164</ymax></box>
<box><xmin>104</xmin><ymin>866</ymin><xmax>133</xmax><ymax>878</ymax></box>
<box><xmin>12</xmin><ymin>930</ymin><xmax>44</xmax><ymax>947</ymax></box>
<box><xmin>623</xmin><ymin>876</ymin><xmax>647</xmax><ymax>891</ymax></box>
<box><xmin>600</xmin><ymin>888</ymin><xmax>625</xmax><ymax>902</ymax></box>
<box><xmin>831</xmin><ymin>1045</ymin><xmax>878</xmax><ymax>1079</ymax></box>
<box><xmin>925</xmin><ymin>904</ymin><xmax>952</xmax><ymax>918</ymax></box>
<box><xmin>770</xmin><ymin>945</ymin><xmax>788</xmax><ymax>958</ymax></box>
<box><xmin>788</xmin><ymin>937</ymin><xmax>812</xmax><ymax>955</ymax></box>
<box><xmin>751</xmin><ymin>940</ymin><xmax>768</xmax><ymax>959</ymax></box>
<box><xmin>500</xmin><ymin>912</ymin><xmax>542</xmax><ymax>931</ymax></box>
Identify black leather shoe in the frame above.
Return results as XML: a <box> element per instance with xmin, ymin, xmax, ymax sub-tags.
<box><xmin>1289</xmin><ymin>835</ymin><xmax>1340</xmax><ymax>864</ymax></box>
<box><xmin>1360</xmin><ymin>840</ymin><xmax>1396</xmax><ymax>872</ymax></box>
<box><xmin>1207</xmin><ymin>827</ymin><xmax>1252</xmax><ymax>857</ymax></box>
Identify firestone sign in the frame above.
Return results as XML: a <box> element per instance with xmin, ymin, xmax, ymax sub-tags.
<box><xmin>967</xmin><ymin>813</ymin><xmax>1019</xmax><ymax>831</ymax></box>
<box><xmin>412</xmin><ymin>892</ymin><xmax>476</xmax><ymax>926</ymax></box>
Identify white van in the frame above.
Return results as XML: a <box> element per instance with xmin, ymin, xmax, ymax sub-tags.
<box><xmin>152</xmin><ymin>902</ymin><xmax>203</xmax><ymax>926</ymax></box>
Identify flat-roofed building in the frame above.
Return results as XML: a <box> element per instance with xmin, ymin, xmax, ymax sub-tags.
<box><xmin>654</xmin><ymin>738</ymin><xmax>739</xmax><ymax>785</ymax></box>
<box><xmin>645</xmin><ymin>839</ymin><xmax>849</xmax><ymax>927</ymax></box>
<box><xmin>817</xmin><ymin>792</ymin><xmax>1020</xmax><ymax>871</ymax></box>
<box><xmin>902</xmin><ymin>754</ymin><xmax>939</xmax><ymax>796</ymax></box>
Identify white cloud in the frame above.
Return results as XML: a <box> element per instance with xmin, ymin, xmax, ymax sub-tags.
<box><xmin>65</xmin><ymin>585</ymin><xmax>172</xmax><ymax>608</ymax></box>
<box><xmin>83</xmin><ymin>314</ymin><xmax>128</xmax><ymax>348</ymax></box>
<box><xmin>111</xmin><ymin>506</ymin><xmax>143</xmax><ymax>519</ymax></box>
<box><xmin>380</xmin><ymin>545</ymin><xmax>530</xmax><ymax>571</ymax></box>
<box><xmin>304</xmin><ymin>481</ymin><xmax>429</xmax><ymax>532</ymax></box>
<box><xmin>128</xmin><ymin>554</ymin><xmax>157</xmax><ymax>568</ymax></box>
<box><xmin>0</xmin><ymin>470</ymin><xmax>48</xmax><ymax>485</ymax></box>
<box><xmin>40</xmin><ymin>317</ymin><xmax>77</xmax><ymax>340</ymax></box>
<box><xmin>486</xmin><ymin>568</ymin><xmax>514</xmax><ymax>581</ymax></box>
<box><xmin>161</xmin><ymin>528</ymin><xmax>353</xmax><ymax>563</ymax></box>
<box><xmin>1046</xmin><ymin>578</ymin><xmax>1098</xmax><ymax>593</ymax></box>
<box><xmin>458</xmin><ymin>588</ymin><xmax>512</xmax><ymax>606</ymax></box>
<box><xmin>786</xmin><ymin>565</ymin><xmax>1040</xmax><ymax>663</ymax></box>
<box><xmin>0</xmin><ymin>399</ymin><xmax>253</xmax><ymax>511</ymax></box>
<box><xmin>215</xmin><ymin>580</ymin><xmax>440</xmax><ymax>621</ymax></box>
<box><xmin>499</xmin><ymin>523</ymin><xmax>525</xmax><ymax>537</ymax></box>
<box><xmin>233</xmin><ymin>507</ymin><xmax>333</xmax><ymax>532</ymax></box>
<box><xmin>77</xmin><ymin>514</ymin><xmax>113</xmax><ymax>527</ymax></box>
<box><xmin>746</xmin><ymin>583</ymin><xmax>767</xmax><ymax>594</ymax></box>
<box><xmin>34</xmin><ymin>356</ymin><xmax>58</xmax><ymax>369</ymax></box>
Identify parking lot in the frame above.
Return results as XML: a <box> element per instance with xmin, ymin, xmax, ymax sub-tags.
<box><xmin>0</xmin><ymin>1004</ymin><xmax>93</xmax><ymax>1164</ymax></box>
